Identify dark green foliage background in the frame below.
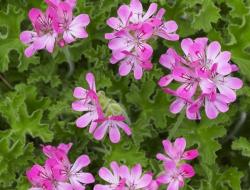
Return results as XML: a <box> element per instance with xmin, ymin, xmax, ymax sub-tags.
<box><xmin>0</xmin><ymin>0</ymin><xmax>250</xmax><ymax>189</ymax></box>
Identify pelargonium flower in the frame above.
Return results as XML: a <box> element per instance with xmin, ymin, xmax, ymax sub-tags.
<box><xmin>94</xmin><ymin>161</ymin><xmax>125</xmax><ymax>190</ymax></box>
<box><xmin>156</xmin><ymin>137</ymin><xmax>198</xmax><ymax>164</ymax></box>
<box><xmin>106</xmin><ymin>0</ymin><xmax>179</xmax><ymax>80</ymax></box>
<box><xmin>72</xmin><ymin>72</ymin><xmax>131</xmax><ymax>143</ymax></box>
<box><xmin>20</xmin><ymin>0</ymin><xmax>90</xmax><ymax>57</ymax></box>
<box><xmin>26</xmin><ymin>143</ymin><xmax>95</xmax><ymax>190</ymax></box>
<box><xmin>20</xmin><ymin>7</ymin><xmax>58</xmax><ymax>57</ymax></box>
<box><xmin>54</xmin><ymin>2</ymin><xmax>90</xmax><ymax>45</ymax></box>
<box><xmin>156</xmin><ymin>137</ymin><xmax>198</xmax><ymax>190</ymax></box>
<box><xmin>159</xmin><ymin>37</ymin><xmax>243</xmax><ymax>120</ymax></box>
<box><xmin>119</xmin><ymin>164</ymin><xmax>153</xmax><ymax>189</ymax></box>
<box><xmin>157</xmin><ymin>161</ymin><xmax>195</xmax><ymax>190</ymax></box>
<box><xmin>94</xmin><ymin>115</ymin><xmax>132</xmax><ymax>143</ymax></box>
<box><xmin>95</xmin><ymin>162</ymin><xmax>153</xmax><ymax>190</ymax></box>
<box><xmin>118</xmin><ymin>51</ymin><xmax>153</xmax><ymax>80</ymax></box>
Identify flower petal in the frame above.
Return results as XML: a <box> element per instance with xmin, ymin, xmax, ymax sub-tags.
<box><xmin>207</xmin><ymin>41</ymin><xmax>221</xmax><ymax>60</ymax></box>
<box><xmin>158</xmin><ymin>75</ymin><xmax>174</xmax><ymax>87</ymax></box>
<box><xmin>217</xmin><ymin>84</ymin><xmax>236</xmax><ymax>102</ymax></box>
<box><xmin>224</xmin><ymin>76</ymin><xmax>243</xmax><ymax>90</ymax></box>
<box><xmin>131</xmin><ymin>164</ymin><xmax>142</xmax><ymax>181</ymax></box>
<box><xmin>142</xmin><ymin>3</ymin><xmax>158</xmax><ymax>21</ymax></box>
<box><xmin>136</xmin><ymin>173</ymin><xmax>152</xmax><ymax>189</ymax></box>
<box><xmin>71</xmin><ymin>14</ymin><xmax>90</xmax><ymax>27</ymax></box>
<box><xmin>117</xmin><ymin>121</ymin><xmax>132</xmax><ymax>136</ymax></box>
<box><xmin>93</xmin><ymin>122</ymin><xmax>109</xmax><ymax>141</ymax></box>
<box><xmin>179</xmin><ymin>163</ymin><xmax>195</xmax><ymax>178</ymax></box>
<box><xmin>119</xmin><ymin>165</ymin><xmax>130</xmax><ymax>181</ymax></box>
<box><xmin>73</xmin><ymin>87</ymin><xmax>87</xmax><ymax>99</ymax></box>
<box><xmin>170</xmin><ymin>98</ymin><xmax>186</xmax><ymax>114</ymax></box>
<box><xmin>119</xmin><ymin>60</ymin><xmax>132</xmax><ymax>76</ymax></box>
<box><xmin>214</xmin><ymin>51</ymin><xmax>232</xmax><ymax>75</ymax></box>
<box><xmin>109</xmin><ymin>126</ymin><xmax>121</xmax><ymax>143</ymax></box>
<box><xmin>181</xmin><ymin>38</ymin><xmax>193</xmax><ymax>56</ymax></box>
<box><xmin>205</xmin><ymin>99</ymin><xmax>218</xmax><ymax>119</ymax></box>
<box><xmin>167</xmin><ymin>180</ymin><xmax>179</xmax><ymax>190</ymax></box>
<box><xmin>94</xmin><ymin>185</ymin><xmax>110</xmax><ymax>190</ymax></box>
<box><xmin>117</xmin><ymin>5</ymin><xmax>131</xmax><ymax>26</ymax></box>
<box><xmin>86</xmin><ymin>72</ymin><xmax>96</xmax><ymax>91</ymax></box>
<box><xmin>71</xmin><ymin>155</ymin><xmax>90</xmax><ymax>174</ymax></box>
<box><xmin>162</xmin><ymin>140</ymin><xmax>175</xmax><ymax>159</ymax></box>
<box><xmin>174</xmin><ymin>137</ymin><xmax>186</xmax><ymax>156</ymax></box>
<box><xmin>182</xmin><ymin>149</ymin><xmax>199</xmax><ymax>160</ymax></box>
<box><xmin>134</xmin><ymin>63</ymin><xmax>143</xmax><ymax>80</ymax></box>
<box><xmin>76</xmin><ymin>112</ymin><xmax>93</xmax><ymax>128</ymax></box>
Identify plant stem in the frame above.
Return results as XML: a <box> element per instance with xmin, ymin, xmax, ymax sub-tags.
<box><xmin>0</xmin><ymin>74</ymin><xmax>13</xmax><ymax>90</ymax></box>
<box><xmin>168</xmin><ymin>111</ymin><xmax>185</xmax><ymax>140</ymax></box>
<box><xmin>223</xmin><ymin>112</ymin><xmax>247</xmax><ymax>143</ymax></box>
<box><xmin>63</xmin><ymin>46</ymin><xmax>74</xmax><ymax>78</ymax></box>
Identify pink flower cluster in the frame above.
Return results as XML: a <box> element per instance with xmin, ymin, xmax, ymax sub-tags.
<box><xmin>105</xmin><ymin>0</ymin><xmax>179</xmax><ymax>80</ymax></box>
<box><xmin>26</xmin><ymin>138</ymin><xmax>197</xmax><ymax>190</ymax></box>
<box><xmin>156</xmin><ymin>138</ymin><xmax>199</xmax><ymax>190</ymax></box>
<box><xmin>72</xmin><ymin>72</ymin><xmax>132</xmax><ymax>143</ymax></box>
<box><xmin>20</xmin><ymin>0</ymin><xmax>90</xmax><ymax>57</ymax></box>
<box><xmin>26</xmin><ymin>143</ymin><xmax>95</xmax><ymax>190</ymax></box>
<box><xmin>159</xmin><ymin>38</ymin><xmax>243</xmax><ymax>120</ymax></box>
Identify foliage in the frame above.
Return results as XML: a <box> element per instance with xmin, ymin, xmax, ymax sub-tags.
<box><xmin>0</xmin><ymin>0</ymin><xmax>250</xmax><ymax>189</ymax></box>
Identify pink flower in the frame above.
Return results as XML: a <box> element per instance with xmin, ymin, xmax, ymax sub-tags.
<box><xmin>163</xmin><ymin>88</ymin><xmax>201</xmax><ymax>120</ymax></box>
<box><xmin>206</xmin><ymin>65</ymin><xmax>243</xmax><ymax>102</ymax></box>
<box><xmin>159</xmin><ymin>37</ymin><xmax>243</xmax><ymax>120</ymax></box>
<box><xmin>20</xmin><ymin>7</ymin><xmax>58</xmax><ymax>57</ymax></box>
<box><xmin>72</xmin><ymin>73</ymin><xmax>102</xmax><ymax>133</ymax></box>
<box><xmin>129</xmin><ymin>0</ymin><xmax>159</xmax><ymax>27</ymax></box>
<box><xmin>27</xmin><ymin>159</ymin><xmax>73</xmax><ymax>190</ymax></box>
<box><xmin>156</xmin><ymin>138</ymin><xmax>199</xmax><ymax>164</ymax></box>
<box><xmin>181</xmin><ymin>38</ymin><xmax>232</xmax><ymax>76</ymax></box>
<box><xmin>20</xmin><ymin>0</ymin><xmax>90</xmax><ymax>57</ymax></box>
<box><xmin>108</xmin><ymin>24</ymin><xmax>153</xmax><ymax>62</ymax></box>
<box><xmin>94</xmin><ymin>161</ymin><xmax>125</xmax><ymax>190</ymax></box>
<box><xmin>105</xmin><ymin>5</ymin><xmax>132</xmax><ymax>40</ymax></box>
<box><xmin>72</xmin><ymin>73</ymin><xmax>131</xmax><ymax>143</ymax></box>
<box><xmin>158</xmin><ymin>48</ymin><xmax>182</xmax><ymax>87</ymax></box>
<box><xmin>93</xmin><ymin>115</ymin><xmax>132</xmax><ymax>143</ymax></box>
<box><xmin>26</xmin><ymin>143</ymin><xmax>95</xmax><ymax>190</ymax></box>
<box><xmin>54</xmin><ymin>2</ymin><xmax>90</xmax><ymax>45</ymax></box>
<box><xmin>118</xmin><ymin>51</ymin><xmax>153</xmax><ymax>80</ymax></box>
<box><xmin>29</xmin><ymin>8</ymin><xmax>58</xmax><ymax>52</ymax></box>
<box><xmin>106</xmin><ymin>0</ymin><xmax>179</xmax><ymax>80</ymax></box>
<box><xmin>119</xmin><ymin>164</ymin><xmax>153</xmax><ymax>189</ymax></box>
<box><xmin>53</xmin><ymin>155</ymin><xmax>95</xmax><ymax>189</ymax></box>
<box><xmin>157</xmin><ymin>161</ymin><xmax>195</xmax><ymax>190</ymax></box>
<box><xmin>188</xmin><ymin>91</ymin><xmax>232</xmax><ymax>120</ymax></box>
<box><xmin>153</xmin><ymin>9</ymin><xmax>179</xmax><ymax>41</ymax></box>
<box><xmin>19</xmin><ymin>31</ymin><xmax>39</xmax><ymax>57</ymax></box>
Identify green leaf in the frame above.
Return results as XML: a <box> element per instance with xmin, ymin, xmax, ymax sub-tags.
<box><xmin>0</xmin><ymin>5</ymin><xmax>38</xmax><ymax>72</ymax></box>
<box><xmin>191</xmin><ymin>0</ymin><xmax>220</xmax><ymax>32</ymax></box>
<box><xmin>232</xmin><ymin>137</ymin><xmax>250</xmax><ymax>158</ymax></box>
<box><xmin>0</xmin><ymin>84</ymin><xmax>53</xmax><ymax>142</ymax></box>
<box><xmin>175</xmin><ymin>123</ymin><xmax>227</xmax><ymax>166</ymax></box>
<box><xmin>103</xmin><ymin>140</ymin><xmax>148</xmax><ymax>167</ymax></box>
<box><xmin>0</xmin><ymin>138</ymin><xmax>34</xmax><ymax>187</ymax></box>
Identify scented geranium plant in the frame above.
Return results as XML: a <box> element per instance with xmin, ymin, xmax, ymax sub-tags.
<box><xmin>1</xmin><ymin>0</ymin><xmax>250</xmax><ymax>190</ymax></box>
